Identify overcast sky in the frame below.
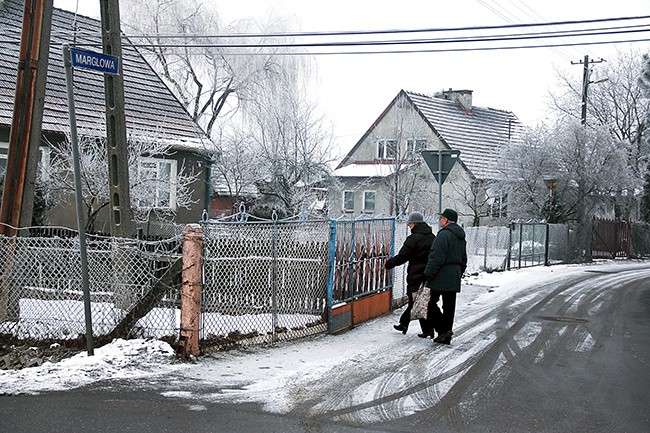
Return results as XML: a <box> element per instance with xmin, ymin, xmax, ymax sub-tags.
<box><xmin>52</xmin><ymin>0</ymin><xmax>650</xmax><ymax>158</ymax></box>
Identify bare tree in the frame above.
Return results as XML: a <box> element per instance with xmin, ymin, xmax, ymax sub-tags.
<box><xmin>209</xmin><ymin>125</ymin><xmax>259</xmax><ymax>213</ymax></box>
<box><xmin>44</xmin><ymin>132</ymin><xmax>199</xmax><ymax>232</ymax></box>
<box><xmin>242</xmin><ymin>79</ymin><xmax>336</xmax><ymax>216</ymax></box>
<box><xmin>120</xmin><ymin>0</ymin><xmax>299</xmax><ymax>138</ymax></box>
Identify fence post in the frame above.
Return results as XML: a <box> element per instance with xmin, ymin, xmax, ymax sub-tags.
<box><xmin>506</xmin><ymin>222</ymin><xmax>513</xmax><ymax>270</ymax></box>
<box><xmin>544</xmin><ymin>223</ymin><xmax>550</xmax><ymax>266</ymax></box>
<box><xmin>177</xmin><ymin>223</ymin><xmax>204</xmax><ymax>359</ymax></box>
<box><xmin>326</xmin><ymin>219</ymin><xmax>336</xmax><ymax>332</ymax></box>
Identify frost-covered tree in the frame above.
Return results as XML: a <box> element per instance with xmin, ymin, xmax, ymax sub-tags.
<box><xmin>120</xmin><ymin>0</ymin><xmax>298</xmax><ymax>138</ymax></box>
<box><xmin>501</xmin><ymin>118</ymin><xmax>634</xmax><ymax>259</ymax></box>
<box><xmin>242</xmin><ymin>79</ymin><xmax>335</xmax><ymax>216</ymax></box>
<box><xmin>639</xmin><ymin>53</ymin><xmax>650</xmax><ymax>222</ymax></box>
<box><xmin>551</xmin><ymin>48</ymin><xmax>649</xmax><ymax>220</ymax></box>
<box><xmin>121</xmin><ymin>0</ymin><xmax>333</xmax><ymax>216</ymax></box>
<box><xmin>44</xmin><ymin>132</ymin><xmax>199</xmax><ymax>232</ymax></box>
<box><xmin>496</xmin><ymin>123</ymin><xmax>559</xmax><ymax>221</ymax></box>
<box><xmin>209</xmin><ymin>126</ymin><xmax>259</xmax><ymax>213</ymax></box>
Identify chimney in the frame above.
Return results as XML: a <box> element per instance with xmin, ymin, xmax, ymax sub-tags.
<box><xmin>436</xmin><ymin>88</ymin><xmax>473</xmax><ymax>114</ymax></box>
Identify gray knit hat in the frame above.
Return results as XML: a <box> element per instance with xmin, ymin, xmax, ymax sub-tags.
<box><xmin>407</xmin><ymin>211</ymin><xmax>424</xmax><ymax>223</ymax></box>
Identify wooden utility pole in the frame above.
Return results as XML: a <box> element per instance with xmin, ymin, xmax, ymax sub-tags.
<box><xmin>0</xmin><ymin>0</ymin><xmax>53</xmax><ymax>236</ymax></box>
<box><xmin>99</xmin><ymin>0</ymin><xmax>135</xmax><ymax>238</ymax></box>
<box><xmin>572</xmin><ymin>55</ymin><xmax>605</xmax><ymax>125</ymax></box>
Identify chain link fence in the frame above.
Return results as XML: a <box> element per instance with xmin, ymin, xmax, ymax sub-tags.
<box><xmin>0</xmin><ymin>225</ymin><xmax>183</xmax><ymax>344</ymax></box>
<box><xmin>1</xmin><ymin>217</ymin><xmax>576</xmax><ymax>352</ymax></box>
<box><xmin>201</xmin><ymin>217</ymin><xmax>331</xmax><ymax>350</ymax></box>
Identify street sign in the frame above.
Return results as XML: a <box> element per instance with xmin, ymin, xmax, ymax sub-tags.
<box><xmin>421</xmin><ymin>150</ymin><xmax>460</xmax><ymax>185</ymax></box>
<box><xmin>70</xmin><ymin>48</ymin><xmax>119</xmax><ymax>74</ymax></box>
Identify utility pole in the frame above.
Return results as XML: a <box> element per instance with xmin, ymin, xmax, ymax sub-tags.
<box><xmin>572</xmin><ymin>55</ymin><xmax>605</xmax><ymax>125</ymax></box>
<box><xmin>99</xmin><ymin>0</ymin><xmax>135</xmax><ymax>238</ymax></box>
<box><xmin>0</xmin><ymin>0</ymin><xmax>53</xmax><ymax>236</ymax></box>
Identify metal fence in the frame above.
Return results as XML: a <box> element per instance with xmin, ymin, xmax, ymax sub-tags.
<box><xmin>201</xmin><ymin>218</ymin><xmax>331</xmax><ymax>348</ymax></box>
<box><xmin>1</xmin><ymin>218</ymin><xmax>575</xmax><ymax>351</ymax></box>
<box><xmin>0</xmin><ymin>226</ymin><xmax>182</xmax><ymax>343</ymax></box>
<box><xmin>199</xmin><ymin>214</ymin><xmax>394</xmax><ymax>350</ymax></box>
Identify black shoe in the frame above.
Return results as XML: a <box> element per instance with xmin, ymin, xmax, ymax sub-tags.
<box><xmin>417</xmin><ymin>331</ymin><xmax>434</xmax><ymax>339</ymax></box>
<box><xmin>393</xmin><ymin>324</ymin><xmax>408</xmax><ymax>334</ymax></box>
<box><xmin>433</xmin><ymin>331</ymin><xmax>453</xmax><ymax>344</ymax></box>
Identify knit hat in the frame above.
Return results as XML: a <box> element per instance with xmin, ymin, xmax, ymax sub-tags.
<box><xmin>407</xmin><ymin>211</ymin><xmax>424</xmax><ymax>223</ymax></box>
<box><xmin>439</xmin><ymin>208</ymin><xmax>458</xmax><ymax>222</ymax></box>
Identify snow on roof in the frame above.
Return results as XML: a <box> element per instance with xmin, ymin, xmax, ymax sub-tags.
<box><xmin>333</xmin><ymin>163</ymin><xmax>400</xmax><ymax>178</ymax></box>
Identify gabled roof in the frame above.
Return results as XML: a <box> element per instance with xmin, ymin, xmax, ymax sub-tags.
<box><xmin>0</xmin><ymin>0</ymin><xmax>210</xmax><ymax>151</ymax></box>
<box><xmin>337</xmin><ymin>89</ymin><xmax>523</xmax><ymax>180</ymax></box>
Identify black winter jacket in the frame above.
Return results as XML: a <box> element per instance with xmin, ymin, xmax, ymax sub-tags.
<box><xmin>424</xmin><ymin>222</ymin><xmax>467</xmax><ymax>293</ymax></box>
<box><xmin>385</xmin><ymin>222</ymin><xmax>435</xmax><ymax>294</ymax></box>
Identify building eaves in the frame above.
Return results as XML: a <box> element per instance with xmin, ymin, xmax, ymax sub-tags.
<box><xmin>0</xmin><ymin>0</ymin><xmax>212</xmax><ymax>153</ymax></box>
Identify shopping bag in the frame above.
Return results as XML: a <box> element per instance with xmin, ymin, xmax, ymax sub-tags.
<box><xmin>410</xmin><ymin>285</ymin><xmax>430</xmax><ymax>320</ymax></box>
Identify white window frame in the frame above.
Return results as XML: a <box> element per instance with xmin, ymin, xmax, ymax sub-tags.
<box><xmin>362</xmin><ymin>190</ymin><xmax>376</xmax><ymax>213</ymax></box>
<box><xmin>0</xmin><ymin>141</ymin><xmax>8</xmax><ymax>177</ymax></box>
<box><xmin>406</xmin><ymin>139</ymin><xmax>427</xmax><ymax>158</ymax></box>
<box><xmin>137</xmin><ymin>157</ymin><xmax>178</xmax><ymax>210</ymax></box>
<box><xmin>343</xmin><ymin>190</ymin><xmax>355</xmax><ymax>212</ymax></box>
<box><xmin>0</xmin><ymin>143</ymin><xmax>50</xmax><ymax>180</ymax></box>
<box><xmin>376</xmin><ymin>139</ymin><xmax>397</xmax><ymax>160</ymax></box>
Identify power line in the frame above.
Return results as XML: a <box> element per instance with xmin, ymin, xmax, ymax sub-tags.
<box><xmin>43</xmin><ymin>14</ymin><xmax>650</xmax><ymax>40</ymax></box>
<box><xmin>122</xmin><ymin>36</ymin><xmax>650</xmax><ymax>56</ymax></box>
<box><xmin>74</xmin><ymin>25</ymin><xmax>650</xmax><ymax>50</ymax></box>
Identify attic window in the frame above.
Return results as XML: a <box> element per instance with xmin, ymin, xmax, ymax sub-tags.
<box><xmin>406</xmin><ymin>139</ymin><xmax>427</xmax><ymax>158</ymax></box>
<box><xmin>376</xmin><ymin>139</ymin><xmax>396</xmax><ymax>160</ymax></box>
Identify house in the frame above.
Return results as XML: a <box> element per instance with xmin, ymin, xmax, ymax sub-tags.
<box><xmin>0</xmin><ymin>0</ymin><xmax>213</xmax><ymax>235</ymax></box>
<box><xmin>331</xmin><ymin>89</ymin><xmax>524</xmax><ymax>226</ymax></box>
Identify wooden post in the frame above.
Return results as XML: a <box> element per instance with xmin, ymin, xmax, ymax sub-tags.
<box><xmin>177</xmin><ymin>224</ymin><xmax>203</xmax><ymax>358</ymax></box>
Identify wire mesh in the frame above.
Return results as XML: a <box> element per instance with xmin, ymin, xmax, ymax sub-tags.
<box><xmin>0</xmin><ymin>227</ymin><xmax>183</xmax><ymax>343</ymax></box>
<box><xmin>201</xmin><ymin>219</ymin><xmax>331</xmax><ymax>349</ymax></box>
<box><xmin>465</xmin><ymin>226</ymin><xmax>511</xmax><ymax>273</ymax></box>
<box><xmin>509</xmin><ymin>222</ymin><xmax>548</xmax><ymax>268</ymax></box>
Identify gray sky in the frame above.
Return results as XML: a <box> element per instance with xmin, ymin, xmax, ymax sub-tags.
<box><xmin>52</xmin><ymin>0</ymin><xmax>650</xmax><ymax>157</ymax></box>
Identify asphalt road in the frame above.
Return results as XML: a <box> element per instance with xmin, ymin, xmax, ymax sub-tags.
<box><xmin>1</xmin><ymin>263</ymin><xmax>649</xmax><ymax>433</ymax></box>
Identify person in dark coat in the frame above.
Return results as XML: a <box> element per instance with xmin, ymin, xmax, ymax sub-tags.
<box><xmin>422</xmin><ymin>208</ymin><xmax>467</xmax><ymax>345</ymax></box>
<box><xmin>384</xmin><ymin>211</ymin><xmax>435</xmax><ymax>334</ymax></box>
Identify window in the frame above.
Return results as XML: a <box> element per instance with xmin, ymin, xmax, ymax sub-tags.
<box><xmin>137</xmin><ymin>157</ymin><xmax>177</xmax><ymax>210</ymax></box>
<box><xmin>490</xmin><ymin>194</ymin><xmax>507</xmax><ymax>218</ymax></box>
<box><xmin>363</xmin><ymin>191</ymin><xmax>376</xmax><ymax>212</ymax></box>
<box><xmin>0</xmin><ymin>142</ymin><xmax>8</xmax><ymax>177</ymax></box>
<box><xmin>406</xmin><ymin>139</ymin><xmax>427</xmax><ymax>158</ymax></box>
<box><xmin>0</xmin><ymin>143</ymin><xmax>50</xmax><ymax>180</ymax></box>
<box><xmin>376</xmin><ymin>139</ymin><xmax>397</xmax><ymax>160</ymax></box>
<box><xmin>343</xmin><ymin>190</ymin><xmax>355</xmax><ymax>212</ymax></box>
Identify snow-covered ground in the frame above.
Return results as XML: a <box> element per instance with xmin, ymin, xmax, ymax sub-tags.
<box><xmin>1</xmin><ymin>260</ymin><xmax>647</xmax><ymax>420</ymax></box>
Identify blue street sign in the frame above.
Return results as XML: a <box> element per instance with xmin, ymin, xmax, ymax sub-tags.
<box><xmin>70</xmin><ymin>48</ymin><xmax>119</xmax><ymax>74</ymax></box>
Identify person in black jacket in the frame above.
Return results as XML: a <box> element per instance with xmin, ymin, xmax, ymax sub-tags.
<box><xmin>422</xmin><ymin>208</ymin><xmax>467</xmax><ymax>345</ymax></box>
<box><xmin>384</xmin><ymin>212</ymin><xmax>435</xmax><ymax>335</ymax></box>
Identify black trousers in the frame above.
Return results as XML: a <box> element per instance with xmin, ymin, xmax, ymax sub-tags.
<box><xmin>426</xmin><ymin>290</ymin><xmax>457</xmax><ymax>335</ymax></box>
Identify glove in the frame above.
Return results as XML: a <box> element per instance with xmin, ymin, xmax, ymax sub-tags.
<box><xmin>384</xmin><ymin>258</ymin><xmax>395</xmax><ymax>270</ymax></box>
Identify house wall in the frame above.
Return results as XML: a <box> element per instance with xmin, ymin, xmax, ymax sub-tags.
<box><xmin>331</xmin><ymin>96</ymin><xmax>476</xmax><ymax>226</ymax></box>
<box><xmin>0</xmin><ymin>129</ymin><xmax>210</xmax><ymax>235</ymax></box>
